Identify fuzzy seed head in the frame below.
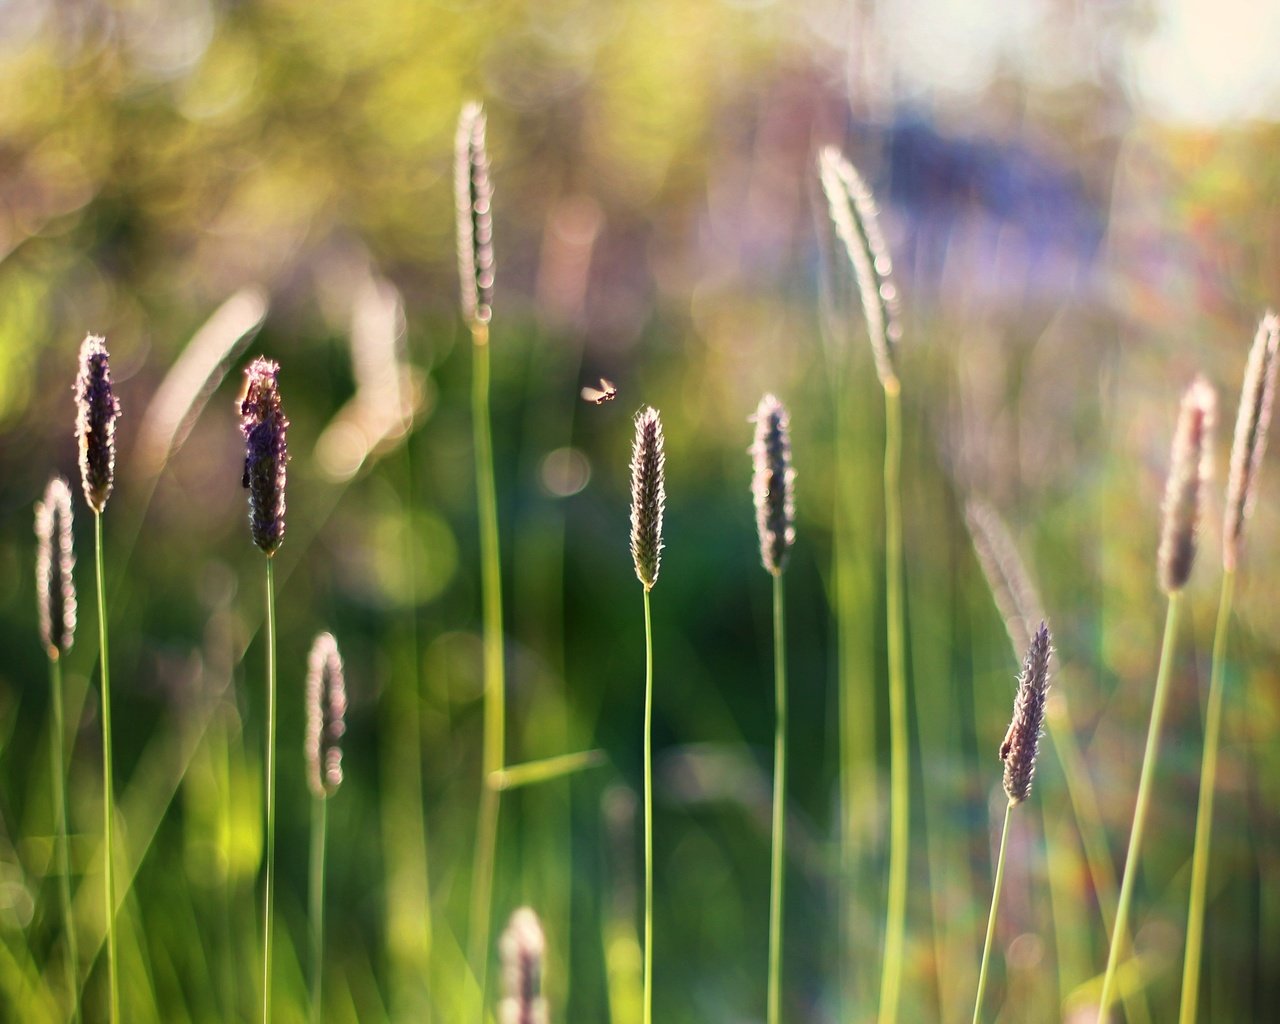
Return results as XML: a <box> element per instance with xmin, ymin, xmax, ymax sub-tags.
<box><xmin>456</xmin><ymin>101</ymin><xmax>495</xmax><ymax>328</ymax></box>
<box><xmin>1000</xmin><ymin>622</ymin><xmax>1052</xmax><ymax>805</ymax></box>
<box><xmin>1158</xmin><ymin>377</ymin><xmax>1215</xmax><ymax>593</ymax></box>
<box><xmin>818</xmin><ymin>146</ymin><xmax>903</xmax><ymax>388</ymax></box>
<box><xmin>1224</xmin><ymin>312</ymin><xmax>1279</xmax><ymax>571</ymax></box>
<box><xmin>751</xmin><ymin>394</ymin><xmax>796</xmax><ymax>575</ymax></box>
<box><xmin>35</xmin><ymin>477</ymin><xmax>76</xmax><ymax>660</ymax></box>
<box><xmin>305</xmin><ymin>632</ymin><xmax>347</xmax><ymax>798</ymax></box>
<box><xmin>629</xmin><ymin>407</ymin><xmax>666</xmax><ymax>590</ymax></box>
<box><xmin>499</xmin><ymin>907</ymin><xmax>548</xmax><ymax>1024</ymax></box>
<box><xmin>239</xmin><ymin>357</ymin><xmax>290</xmax><ymax>556</ymax></box>
<box><xmin>75</xmin><ymin>334</ymin><xmax>121</xmax><ymax>513</ymax></box>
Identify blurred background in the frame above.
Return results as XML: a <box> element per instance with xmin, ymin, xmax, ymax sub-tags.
<box><xmin>2</xmin><ymin>0</ymin><xmax>1280</xmax><ymax>1020</ymax></box>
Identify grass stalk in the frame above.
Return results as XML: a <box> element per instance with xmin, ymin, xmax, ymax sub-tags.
<box><xmin>1097</xmin><ymin>593</ymin><xmax>1182</xmax><ymax>1020</ymax></box>
<box><xmin>972</xmin><ymin>802</ymin><xmax>1013</xmax><ymax>1024</ymax></box>
<box><xmin>310</xmin><ymin>794</ymin><xmax>329</xmax><ymax>1024</ymax></box>
<box><xmin>49</xmin><ymin>655</ymin><xmax>80</xmax><ymax>1024</ymax></box>
<box><xmin>1178</xmin><ymin>569</ymin><xmax>1236</xmax><ymax>1024</ymax></box>
<box><xmin>468</xmin><ymin>322</ymin><xmax>505</xmax><ymax>1014</ymax></box>
<box><xmin>262</xmin><ymin>556</ymin><xmax>278</xmax><ymax>1024</ymax></box>
<box><xmin>878</xmin><ymin>378</ymin><xmax>909</xmax><ymax>1024</ymax></box>
<box><xmin>642</xmin><ymin>585</ymin><xmax>655</xmax><ymax>1024</ymax></box>
<box><xmin>767</xmin><ymin>573</ymin><xmax>788</xmax><ymax>1024</ymax></box>
<box><xmin>93</xmin><ymin>511</ymin><xmax>119</xmax><ymax>1024</ymax></box>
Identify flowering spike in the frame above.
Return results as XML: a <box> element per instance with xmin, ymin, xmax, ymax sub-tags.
<box><xmin>1000</xmin><ymin>622</ymin><xmax>1053</xmax><ymax>805</ymax></box>
<box><xmin>36</xmin><ymin>477</ymin><xmax>77</xmax><ymax>660</ymax></box>
<box><xmin>629</xmin><ymin>407</ymin><xmax>666</xmax><ymax>590</ymax></box>
<box><xmin>75</xmin><ymin>334</ymin><xmax>121</xmax><ymax>513</ymax></box>
<box><xmin>750</xmin><ymin>394</ymin><xmax>796</xmax><ymax>575</ymax></box>
<box><xmin>239</xmin><ymin>357</ymin><xmax>290</xmax><ymax>556</ymax></box>
<box><xmin>499</xmin><ymin>907</ymin><xmax>548</xmax><ymax>1024</ymax></box>
<box><xmin>1158</xmin><ymin>377</ymin><xmax>1216</xmax><ymax>593</ymax></box>
<box><xmin>456</xmin><ymin>102</ymin><xmax>495</xmax><ymax>329</ymax></box>
<box><xmin>305</xmin><ymin>633</ymin><xmax>347</xmax><ymax>798</ymax></box>
<box><xmin>1224</xmin><ymin>312</ymin><xmax>1280</xmax><ymax>571</ymax></box>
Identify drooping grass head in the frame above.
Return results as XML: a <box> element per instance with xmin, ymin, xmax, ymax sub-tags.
<box><xmin>239</xmin><ymin>357</ymin><xmax>290</xmax><ymax>557</ymax></box>
<box><xmin>35</xmin><ymin>477</ymin><xmax>77</xmax><ymax>660</ymax></box>
<box><xmin>1000</xmin><ymin>622</ymin><xmax>1053</xmax><ymax>806</ymax></box>
<box><xmin>75</xmin><ymin>334</ymin><xmax>121</xmax><ymax>514</ymax></box>
<box><xmin>750</xmin><ymin>394</ymin><xmax>795</xmax><ymax>576</ymax></box>
<box><xmin>629</xmin><ymin>407</ymin><xmax>666</xmax><ymax>591</ymax></box>
<box><xmin>305</xmin><ymin>632</ymin><xmax>347</xmax><ymax>798</ymax></box>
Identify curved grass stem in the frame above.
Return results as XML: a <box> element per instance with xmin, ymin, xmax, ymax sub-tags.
<box><xmin>262</xmin><ymin>557</ymin><xmax>278</xmax><ymax>1024</ymax></box>
<box><xmin>49</xmin><ymin>656</ymin><xmax>80</xmax><ymax>1024</ymax></box>
<box><xmin>878</xmin><ymin>379</ymin><xmax>909</xmax><ymax>1024</ymax></box>
<box><xmin>972</xmin><ymin>802</ymin><xmax>1013</xmax><ymax>1024</ymax></box>
<box><xmin>1178</xmin><ymin>570</ymin><xmax>1236</xmax><ymax>1024</ymax></box>
<box><xmin>1097</xmin><ymin>593</ymin><xmax>1182</xmax><ymax>1020</ymax></box>
<box><xmin>767</xmin><ymin>574</ymin><xmax>788</xmax><ymax>1024</ymax></box>
<box><xmin>94</xmin><ymin>511</ymin><xmax>119</xmax><ymax>1024</ymax></box>
<box><xmin>468</xmin><ymin>323</ymin><xmax>505</xmax><ymax>1016</ymax></box>
<box><xmin>642</xmin><ymin>586</ymin><xmax>655</xmax><ymax>1024</ymax></box>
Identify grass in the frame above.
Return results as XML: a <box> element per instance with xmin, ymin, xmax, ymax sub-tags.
<box><xmin>93</xmin><ymin>510</ymin><xmax>120</xmax><ymax>1024</ymax></box>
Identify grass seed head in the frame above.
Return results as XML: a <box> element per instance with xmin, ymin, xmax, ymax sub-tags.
<box><xmin>751</xmin><ymin>393</ymin><xmax>796</xmax><ymax>575</ymax></box>
<box><xmin>75</xmin><ymin>334</ymin><xmax>121</xmax><ymax>514</ymax></box>
<box><xmin>239</xmin><ymin>357</ymin><xmax>289</xmax><ymax>556</ymax></box>
<box><xmin>35</xmin><ymin>477</ymin><xmax>76</xmax><ymax>660</ymax></box>
<box><xmin>499</xmin><ymin>907</ymin><xmax>548</xmax><ymax>1024</ymax></box>
<box><xmin>305</xmin><ymin>632</ymin><xmax>347</xmax><ymax>798</ymax></box>
<box><xmin>817</xmin><ymin>146</ymin><xmax>902</xmax><ymax>388</ymax></box>
<box><xmin>1224</xmin><ymin>312</ymin><xmax>1279</xmax><ymax>571</ymax></box>
<box><xmin>629</xmin><ymin>406</ymin><xmax>666</xmax><ymax>590</ymax></box>
<box><xmin>1001</xmin><ymin>622</ymin><xmax>1052</xmax><ymax>806</ymax></box>
<box><xmin>455</xmin><ymin>101</ymin><xmax>495</xmax><ymax>329</ymax></box>
<box><xmin>1159</xmin><ymin>377</ymin><xmax>1215</xmax><ymax>593</ymax></box>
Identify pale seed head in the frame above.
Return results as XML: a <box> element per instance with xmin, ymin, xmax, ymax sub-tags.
<box><xmin>35</xmin><ymin>477</ymin><xmax>76</xmax><ymax>660</ymax></box>
<box><xmin>499</xmin><ymin>907</ymin><xmax>548</xmax><ymax>1024</ymax></box>
<box><xmin>1224</xmin><ymin>312</ymin><xmax>1279</xmax><ymax>572</ymax></box>
<box><xmin>1158</xmin><ymin>377</ymin><xmax>1215</xmax><ymax>593</ymax></box>
<box><xmin>456</xmin><ymin>101</ymin><xmax>495</xmax><ymax>329</ymax></box>
<box><xmin>629</xmin><ymin>407</ymin><xmax>666</xmax><ymax>590</ymax></box>
<box><xmin>750</xmin><ymin>394</ymin><xmax>796</xmax><ymax>575</ymax></box>
<box><xmin>304</xmin><ymin>632</ymin><xmax>347</xmax><ymax>798</ymax></box>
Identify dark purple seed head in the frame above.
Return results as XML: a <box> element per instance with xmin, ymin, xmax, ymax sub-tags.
<box><xmin>35</xmin><ymin>477</ymin><xmax>77</xmax><ymax>660</ymax></box>
<box><xmin>629</xmin><ymin>407</ymin><xmax>666</xmax><ymax>590</ymax></box>
<box><xmin>750</xmin><ymin>394</ymin><xmax>796</xmax><ymax>575</ymax></box>
<box><xmin>75</xmin><ymin>334</ymin><xmax>121</xmax><ymax>514</ymax></box>
<box><xmin>304</xmin><ymin>632</ymin><xmax>347</xmax><ymax>798</ymax></box>
<box><xmin>239</xmin><ymin>357</ymin><xmax>289</xmax><ymax>556</ymax></box>
<box><xmin>1000</xmin><ymin>622</ymin><xmax>1053</xmax><ymax>805</ymax></box>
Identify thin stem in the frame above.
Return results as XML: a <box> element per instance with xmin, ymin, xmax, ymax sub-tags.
<box><xmin>972</xmin><ymin>803</ymin><xmax>1013</xmax><ymax>1024</ymax></box>
<box><xmin>310</xmin><ymin>795</ymin><xmax>329</xmax><ymax>1024</ymax></box>
<box><xmin>262</xmin><ymin>557</ymin><xmax>278</xmax><ymax>1024</ymax></box>
<box><xmin>767</xmin><ymin>574</ymin><xmax>788</xmax><ymax>1024</ymax></box>
<box><xmin>94</xmin><ymin>511</ymin><xmax>119</xmax><ymax>1024</ymax></box>
<box><xmin>49</xmin><ymin>656</ymin><xmax>80</xmax><ymax>1024</ymax></box>
<box><xmin>878</xmin><ymin>379</ymin><xmax>909</xmax><ymax>1024</ymax></box>
<box><xmin>468</xmin><ymin>322</ymin><xmax>505</xmax><ymax>1015</ymax></box>
<box><xmin>642</xmin><ymin>585</ymin><xmax>655</xmax><ymax>1024</ymax></box>
<box><xmin>1097</xmin><ymin>593</ymin><xmax>1182</xmax><ymax>1020</ymax></box>
<box><xmin>1178</xmin><ymin>570</ymin><xmax>1236</xmax><ymax>1024</ymax></box>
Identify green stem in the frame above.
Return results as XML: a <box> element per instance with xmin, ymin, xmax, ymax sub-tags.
<box><xmin>972</xmin><ymin>803</ymin><xmax>1013</xmax><ymax>1024</ymax></box>
<box><xmin>767</xmin><ymin>574</ymin><xmax>788</xmax><ymax>1024</ymax></box>
<box><xmin>49</xmin><ymin>656</ymin><xmax>80</xmax><ymax>1024</ymax></box>
<box><xmin>262</xmin><ymin>557</ymin><xmax>278</xmax><ymax>1024</ymax></box>
<box><xmin>878</xmin><ymin>379</ymin><xmax>909</xmax><ymax>1024</ymax></box>
<box><xmin>642</xmin><ymin>585</ymin><xmax>655</xmax><ymax>1024</ymax></box>
<box><xmin>310</xmin><ymin>795</ymin><xmax>329</xmax><ymax>1024</ymax></box>
<box><xmin>1097</xmin><ymin>593</ymin><xmax>1182</xmax><ymax>1020</ymax></box>
<box><xmin>1178</xmin><ymin>570</ymin><xmax>1235</xmax><ymax>1024</ymax></box>
<box><xmin>468</xmin><ymin>323</ymin><xmax>505</xmax><ymax>1016</ymax></box>
<box><xmin>94</xmin><ymin>511</ymin><xmax>119</xmax><ymax>1024</ymax></box>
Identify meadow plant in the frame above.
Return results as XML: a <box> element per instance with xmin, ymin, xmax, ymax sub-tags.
<box><xmin>750</xmin><ymin>394</ymin><xmax>795</xmax><ymax>1024</ymax></box>
<box><xmin>1180</xmin><ymin>313</ymin><xmax>1279</xmax><ymax>1024</ymax></box>
<box><xmin>74</xmin><ymin>333</ymin><xmax>122</xmax><ymax>1022</ymax></box>
<box><xmin>629</xmin><ymin>406</ymin><xmax>665</xmax><ymax>1024</ymax></box>
<box><xmin>239</xmin><ymin>355</ymin><xmax>289</xmax><ymax>1024</ymax></box>
<box><xmin>819</xmin><ymin>146</ymin><xmax>910</xmax><ymax>1024</ymax></box>
<box><xmin>498</xmin><ymin>908</ymin><xmax>548</xmax><ymax>1024</ymax></box>
<box><xmin>305</xmin><ymin>632</ymin><xmax>346</xmax><ymax>1024</ymax></box>
<box><xmin>35</xmin><ymin>476</ymin><xmax>79</xmax><ymax>1023</ymax></box>
<box><xmin>456</xmin><ymin>100</ymin><xmax>507</xmax><ymax>1003</ymax></box>
<box><xmin>1098</xmin><ymin>377</ymin><xmax>1215</xmax><ymax>1020</ymax></box>
<box><xmin>973</xmin><ymin>623</ymin><xmax>1052</xmax><ymax>1023</ymax></box>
